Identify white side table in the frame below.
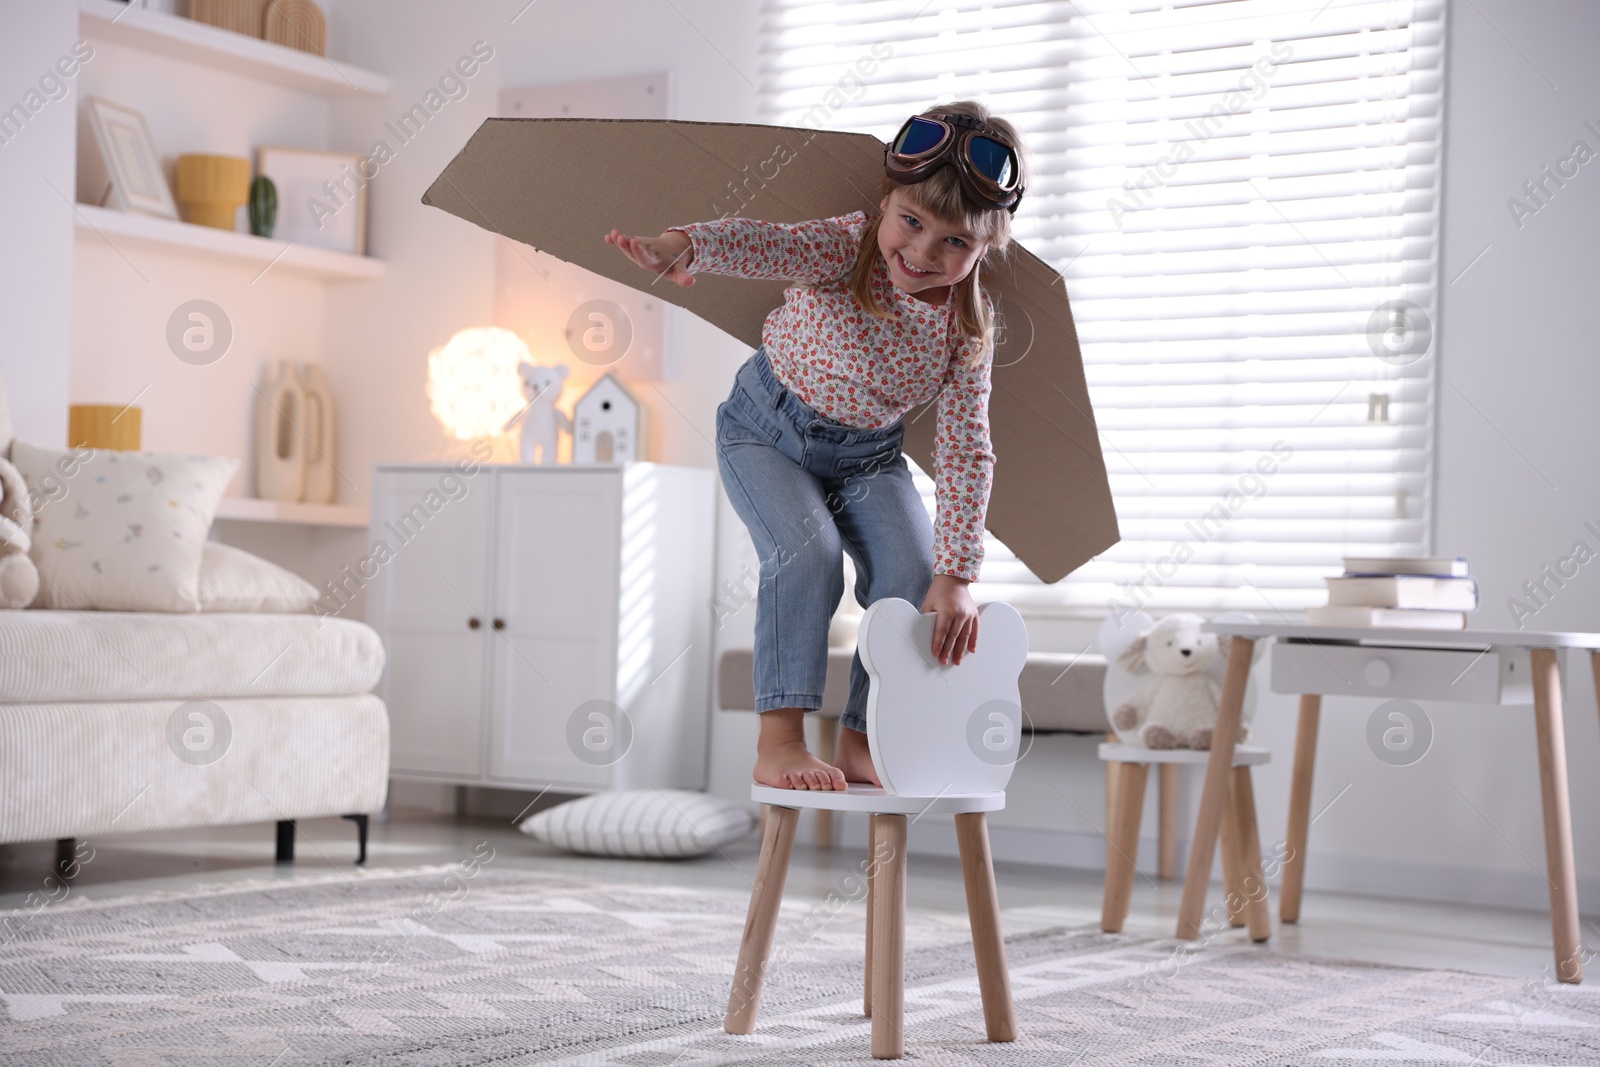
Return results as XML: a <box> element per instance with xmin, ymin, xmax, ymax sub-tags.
<box><xmin>1184</xmin><ymin>621</ymin><xmax>1600</xmax><ymax>983</ymax></box>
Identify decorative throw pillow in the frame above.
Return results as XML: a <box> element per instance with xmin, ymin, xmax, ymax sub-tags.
<box><xmin>519</xmin><ymin>789</ymin><xmax>758</xmax><ymax>859</ymax></box>
<box><xmin>198</xmin><ymin>541</ymin><xmax>321</xmax><ymax>613</ymax></box>
<box><xmin>13</xmin><ymin>442</ymin><xmax>238</xmax><ymax>613</ymax></box>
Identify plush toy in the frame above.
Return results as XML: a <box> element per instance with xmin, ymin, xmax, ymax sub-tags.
<box><xmin>504</xmin><ymin>361</ymin><xmax>571</xmax><ymax>465</ymax></box>
<box><xmin>0</xmin><ymin>455</ymin><xmax>39</xmax><ymax>609</ymax></box>
<box><xmin>1110</xmin><ymin>612</ymin><xmax>1250</xmax><ymax>750</ymax></box>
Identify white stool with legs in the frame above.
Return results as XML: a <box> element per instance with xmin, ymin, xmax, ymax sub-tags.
<box><xmin>1096</xmin><ymin>610</ymin><xmax>1272</xmax><ymax>939</ymax></box>
<box><xmin>1098</xmin><ymin>742</ymin><xmax>1273</xmax><ymax>941</ymax></box>
<box><xmin>725</xmin><ymin>597</ymin><xmax>1029</xmax><ymax>1060</ymax></box>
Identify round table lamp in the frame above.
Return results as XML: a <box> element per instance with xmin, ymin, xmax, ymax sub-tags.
<box><xmin>426</xmin><ymin>326</ymin><xmax>530</xmax><ymax>441</ymax></box>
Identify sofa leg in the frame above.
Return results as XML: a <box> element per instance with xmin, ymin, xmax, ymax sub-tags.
<box><xmin>342</xmin><ymin>813</ymin><xmax>369</xmax><ymax>865</ymax></box>
<box><xmin>275</xmin><ymin>820</ymin><xmax>295</xmax><ymax>863</ymax></box>
<box><xmin>55</xmin><ymin>837</ymin><xmax>75</xmax><ymax>878</ymax></box>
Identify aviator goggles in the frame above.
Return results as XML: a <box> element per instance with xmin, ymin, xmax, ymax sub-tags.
<box><xmin>884</xmin><ymin>112</ymin><xmax>1025</xmax><ymax>215</ymax></box>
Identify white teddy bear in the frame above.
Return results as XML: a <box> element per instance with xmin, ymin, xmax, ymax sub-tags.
<box><xmin>504</xmin><ymin>362</ymin><xmax>571</xmax><ymax>465</ymax></box>
<box><xmin>1110</xmin><ymin>612</ymin><xmax>1250</xmax><ymax>750</ymax></box>
<box><xmin>0</xmin><ymin>456</ymin><xmax>40</xmax><ymax>609</ymax></box>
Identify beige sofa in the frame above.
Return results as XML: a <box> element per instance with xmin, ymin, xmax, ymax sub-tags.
<box><xmin>0</xmin><ymin>377</ymin><xmax>389</xmax><ymax>865</ymax></box>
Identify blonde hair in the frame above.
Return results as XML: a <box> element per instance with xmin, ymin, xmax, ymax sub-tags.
<box><xmin>846</xmin><ymin>100</ymin><xmax>1028</xmax><ymax>368</ymax></box>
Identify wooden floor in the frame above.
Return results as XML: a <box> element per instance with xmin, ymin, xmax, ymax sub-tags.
<box><xmin>0</xmin><ymin>807</ymin><xmax>1584</xmax><ymax>983</ymax></box>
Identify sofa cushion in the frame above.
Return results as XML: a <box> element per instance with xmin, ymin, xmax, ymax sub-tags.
<box><xmin>0</xmin><ymin>611</ymin><xmax>383</xmax><ymax>704</ymax></box>
<box><xmin>198</xmin><ymin>542</ymin><xmax>320</xmax><ymax>614</ymax></box>
<box><xmin>716</xmin><ymin>646</ymin><xmax>1109</xmax><ymax>733</ymax></box>
<box><xmin>13</xmin><ymin>442</ymin><xmax>237</xmax><ymax>613</ymax></box>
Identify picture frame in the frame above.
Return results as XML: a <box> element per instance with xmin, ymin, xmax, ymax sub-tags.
<box><xmin>256</xmin><ymin>146</ymin><xmax>367</xmax><ymax>255</ymax></box>
<box><xmin>84</xmin><ymin>97</ymin><xmax>178</xmax><ymax>219</ymax></box>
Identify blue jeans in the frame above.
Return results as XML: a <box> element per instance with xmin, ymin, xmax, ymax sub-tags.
<box><xmin>715</xmin><ymin>346</ymin><xmax>935</xmax><ymax>733</ymax></box>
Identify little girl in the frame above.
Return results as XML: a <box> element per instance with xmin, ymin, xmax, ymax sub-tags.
<box><xmin>606</xmin><ymin>100</ymin><xmax>1027</xmax><ymax>791</ymax></box>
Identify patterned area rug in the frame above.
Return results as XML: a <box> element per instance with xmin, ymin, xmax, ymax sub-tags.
<box><xmin>2</xmin><ymin>863</ymin><xmax>1596</xmax><ymax>1065</ymax></box>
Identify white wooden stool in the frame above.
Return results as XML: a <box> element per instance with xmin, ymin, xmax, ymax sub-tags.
<box><xmin>1099</xmin><ymin>741</ymin><xmax>1273</xmax><ymax>942</ymax></box>
<box><xmin>1095</xmin><ymin>609</ymin><xmax>1270</xmax><ymax>937</ymax></box>
<box><xmin>724</xmin><ymin>597</ymin><xmax>1028</xmax><ymax>1059</ymax></box>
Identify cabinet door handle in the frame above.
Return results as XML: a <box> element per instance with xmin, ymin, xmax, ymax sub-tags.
<box><xmin>468</xmin><ymin>617</ymin><xmax>481</xmax><ymax>630</ymax></box>
<box><xmin>493</xmin><ymin>618</ymin><xmax>506</xmax><ymax>631</ymax></box>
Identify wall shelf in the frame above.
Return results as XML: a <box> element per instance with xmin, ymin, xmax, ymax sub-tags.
<box><xmin>215</xmin><ymin>497</ymin><xmax>368</xmax><ymax>527</ymax></box>
<box><xmin>73</xmin><ymin>203</ymin><xmax>385</xmax><ymax>281</ymax></box>
<box><xmin>79</xmin><ymin>0</ymin><xmax>389</xmax><ymax>98</ymax></box>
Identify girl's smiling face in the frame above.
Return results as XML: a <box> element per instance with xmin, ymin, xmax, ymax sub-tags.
<box><xmin>876</xmin><ymin>186</ymin><xmax>989</xmax><ymax>301</ymax></box>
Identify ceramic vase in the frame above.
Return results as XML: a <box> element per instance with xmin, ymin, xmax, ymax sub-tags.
<box><xmin>254</xmin><ymin>360</ymin><xmax>306</xmax><ymax>502</ymax></box>
<box><xmin>299</xmin><ymin>363</ymin><xmax>337</xmax><ymax>504</ymax></box>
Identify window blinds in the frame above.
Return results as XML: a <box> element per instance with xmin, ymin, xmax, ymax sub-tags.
<box><xmin>757</xmin><ymin>0</ymin><xmax>1445</xmax><ymax>617</ymax></box>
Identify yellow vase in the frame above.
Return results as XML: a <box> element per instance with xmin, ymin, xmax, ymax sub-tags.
<box><xmin>175</xmin><ymin>154</ymin><xmax>252</xmax><ymax>230</ymax></box>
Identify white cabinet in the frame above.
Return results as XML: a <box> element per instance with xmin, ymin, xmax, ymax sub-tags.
<box><xmin>367</xmin><ymin>463</ymin><xmax>716</xmax><ymax>793</ymax></box>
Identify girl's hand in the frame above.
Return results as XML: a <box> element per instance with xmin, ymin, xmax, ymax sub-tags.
<box><xmin>604</xmin><ymin>228</ymin><xmax>695</xmax><ymax>286</ymax></box>
<box><xmin>922</xmin><ymin>573</ymin><xmax>979</xmax><ymax>665</ymax></box>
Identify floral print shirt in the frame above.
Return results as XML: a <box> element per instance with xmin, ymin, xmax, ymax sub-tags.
<box><xmin>668</xmin><ymin>210</ymin><xmax>995</xmax><ymax>582</ymax></box>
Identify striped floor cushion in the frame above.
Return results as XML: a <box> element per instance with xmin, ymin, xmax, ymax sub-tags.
<box><xmin>519</xmin><ymin>789</ymin><xmax>757</xmax><ymax>858</ymax></box>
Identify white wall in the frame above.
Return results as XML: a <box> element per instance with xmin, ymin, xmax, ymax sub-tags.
<box><xmin>0</xmin><ymin>0</ymin><xmax>79</xmax><ymax>447</ymax></box>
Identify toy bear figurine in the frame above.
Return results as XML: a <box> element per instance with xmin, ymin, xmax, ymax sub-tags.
<box><xmin>1110</xmin><ymin>612</ymin><xmax>1250</xmax><ymax>750</ymax></box>
<box><xmin>0</xmin><ymin>455</ymin><xmax>40</xmax><ymax>609</ymax></box>
<box><xmin>504</xmin><ymin>361</ymin><xmax>571</xmax><ymax>465</ymax></box>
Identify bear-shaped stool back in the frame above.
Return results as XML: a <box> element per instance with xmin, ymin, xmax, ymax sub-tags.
<box><xmin>860</xmin><ymin>598</ymin><xmax>1029</xmax><ymax>796</ymax></box>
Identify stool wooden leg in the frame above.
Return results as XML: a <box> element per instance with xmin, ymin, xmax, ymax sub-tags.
<box><xmin>1158</xmin><ymin>763</ymin><xmax>1178</xmax><ymax>880</ymax></box>
<box><xmin>1531</xmin><ymin>647</ymin><xmax>1582</xmax><ymax>983</ymax></box>
<box><xmin>1281</xmin><ymin>693</ymin><xmax>1321</xmax><ymax>923</ymax></box>
<box><xmin>725</xmin><ymin>804</ymin><xmax>799</xmax><ymax>1034</ymax></box>
<box><xmin>1233</xmin><ymin>765</ymin><xmax>1271</xmax><ymax>943</ymax></box>
<box><xmin>1218</xmin><ymin>778</ymin><xmax>1246</xmax><ymax>929</ymax></box>
<box><xmin>1178</xmin><ymin>637</ymin><xmax>1253</xmax><ymax>939</ymax></box>
<box><xmin>956</xmin><ymin>812</ymin><xmax>1016</xmax><ymax>1043</ymax></box>
<box><xmin>871</xmin><ymin>814</ymin><xmax>908</xmax><ymax>1059</ymax></box>
<box><xmin>816</xmin><ymin>717</ymin><xmax>838</xmax><ymax>850</ymax></box>
<box><xmin>1103</xmin><ymin>731</ymin><xmax>1119</xmax><ymax>873</ymax></box>
<box><xmin>1591</xmin><ymin>651</ymin><xmax>1600</xmax><ymax>733</ymax></box>
<box><xmin>1101</xmin><ymin>762</ymin><xmax>1147</xmax><ymax>933</ymax></box>
<box><xmin>864</xmin><ymin>813</ymin><xmax>876</xmax><ymax>1017</ymax></box>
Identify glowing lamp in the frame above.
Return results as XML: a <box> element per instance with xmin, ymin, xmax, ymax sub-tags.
<box><xmin>425</xmin><ymin>326</ymin><xmax>530</xmax><ymax>441</ymax></box>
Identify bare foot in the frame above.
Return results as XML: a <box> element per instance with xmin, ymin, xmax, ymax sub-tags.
<box><xmin>833</xmin><ymin>726</ymin><xmax>882</xmax><ymax>787</ymax></box>
<box><xmin>753</xmin><ymin>739</ymin><xmax>847</xmax><ymax>790</ymax></box>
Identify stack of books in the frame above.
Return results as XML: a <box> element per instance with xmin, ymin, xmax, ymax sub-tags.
<box><xmin>1306</xmin><ymin>555</ymin><xmax>1477</xmax><ymax>630</ymax></box>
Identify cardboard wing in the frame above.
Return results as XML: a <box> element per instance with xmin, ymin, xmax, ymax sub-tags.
<box><xmin>422</xmin><ymin>117</ymin><xmax>1118</xmax><ymax>583</ymax></box>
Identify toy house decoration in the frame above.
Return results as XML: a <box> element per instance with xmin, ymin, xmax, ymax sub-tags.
<box><xmin>572</xmin><ymin>372</ymin><xmax>645</xmax><ymax>465</ymax></box>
